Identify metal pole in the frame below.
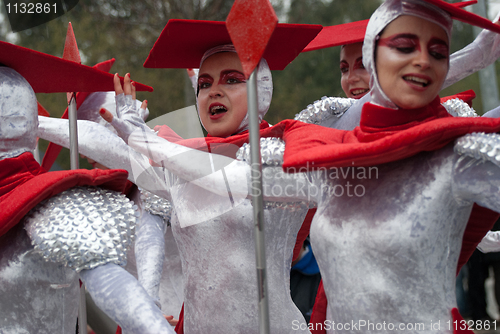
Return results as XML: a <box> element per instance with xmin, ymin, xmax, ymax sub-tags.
<box><xmin>33</xmin><ymin>141</ymin><xmax>40</xmax><ymax>164</ymax></box>
<box><xmin>247</xmin><ymin>66</ymin><xmax>270</xmax><ymax>334</ymax></box>
<box><xmin>68</xmin><ymin>93</ymin><xmax>79</xmax><ymax>169</ymax></box>
<box><xmin>79</xmin><ymin>287</ymin><xmax>87</xmax><ymax>334</ymax></box>
<box><xmin>68</xmin><ymin>92</ymin><xmax>86</xmax><ymax>333</ymax></box>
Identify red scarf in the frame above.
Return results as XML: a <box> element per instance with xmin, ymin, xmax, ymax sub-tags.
<box><xmin>0</xmin><ymin>152</ymin><xmax>129</xmax><ymax>237</ymax></box>
<box><xmin>154</xmin><ymin>121</ymin><xmax>285</xmax><ymax>158</ymax></box>
<box><xmin>281</xmin><ymin>96</ymin><xmax>500</xmax><ymax>169</ymax></box>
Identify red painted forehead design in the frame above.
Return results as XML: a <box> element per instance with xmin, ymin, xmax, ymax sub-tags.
<box><xmin>198</xmin><ymin>69</ymin><xmax>246</xmax><ymax>86</ymax></box>
<box><xmin>340</xmin><ymin>57</ymin><xmax>363</xmax><ymax>70</ymax></box>
<box><xmin>378</xmin><ymin>33</ymin><xmax>448</xmax><ymax>54</ymax></box>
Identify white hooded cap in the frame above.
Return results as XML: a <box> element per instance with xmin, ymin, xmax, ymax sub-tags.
<box><xmin>0</xmin><ymin>67</ymin><xmax>38</xmax><ymax>160</ymax></box>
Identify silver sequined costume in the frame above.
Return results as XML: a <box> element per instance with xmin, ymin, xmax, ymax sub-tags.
<box><xmin>24</xmin><ymin>186</ymin><xmax>137</xmax><ymax>272</ymax></box>
<box><xmin>0</xmin><ymin>67</ymin><xmax>175</xmax><ymax>334</ymax></box>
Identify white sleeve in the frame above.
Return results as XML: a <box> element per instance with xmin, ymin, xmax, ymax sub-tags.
<box><xmin>37</xmin><ymin>116</ymin><xmax>172</xmax><ymax>200</ymax></box>
<box><xmin>444</xmin><ymin>12</ymin><xmax>500</xmax><ymax>89</ymax></box>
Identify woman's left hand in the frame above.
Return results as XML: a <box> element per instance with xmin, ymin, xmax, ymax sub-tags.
<box><xmin>100</xmin><ymin>73</ymin><xmax>149</xmax><ymax>143</ymax></box>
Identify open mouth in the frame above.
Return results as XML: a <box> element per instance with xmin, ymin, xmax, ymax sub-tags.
<box><xmin>210</xmin><ymin>105</ymin><xmax>228</xmax><ymax>116</ymax></box>
<box><xmin>403</xmin><ymin>75</ymin><xmax>430</xmax><ymax>88</ymax></box>
<box><xmin>351</xmin><ymin>88</ymin><xmax>369</xmax><ymax>97</ymax></box>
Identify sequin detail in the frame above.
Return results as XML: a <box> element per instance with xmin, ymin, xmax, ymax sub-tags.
<box><xmin>236</xmin><ymin>137</ymin><xmax>285</xmax><ymax>166</ymax></box>
<box><xmin>140</xmin><ymin>190</ymin><xmax>173</xmax><ymax>222</ymax></box>
<box><xmin>442</xmin><ymin>98</ymin><xmax>479</xmax><ymax>118</ymax></box>
<box><xmin>294</xmin><ymin>96</ymin><xmax>356</xmax><ymax>124</ymax></box>
<box><xmin>24</xmin><ymin>186</ymin><xmax>138</xmax><ymax>272</ymax></box>
<box><xmin>455</xmin><ymin>132</ymin><xmax>500</xmax><ymax>165</ymax></box>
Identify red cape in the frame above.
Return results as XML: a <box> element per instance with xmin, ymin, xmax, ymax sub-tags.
<box><xmin>155</xmin><ymin>121</ymin><xmax>282</xmax><ymax>157</ymax></box>
<box><xmin>280</xmin><ymin>96</ymin><xmax>500</xmax><ymax>269</ymax></box>
<box><xmin>0</xmin><ymin>152</ymin><xmax>129</xmax><ymax>237</ymax></box>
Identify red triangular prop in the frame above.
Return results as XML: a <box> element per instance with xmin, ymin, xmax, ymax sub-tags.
<box><xmin>62</xmin><ymin>22</ymin><xmax>81</xmax><ymax>64</ymax></box>
<box><xmin>143</xmin><ymin>20</ymin><xmax>321</xmax><ymax>71</ymax></box>
<box><xmin>63</xmin><ymin>22</ymin><xmax>81</xmax><ymax>103</ymax></box>
<box><xmin>0</xmin><ymin>41</ymin><xmax>153</xmax><ymax>93</ymax></box>
<box><xmin>424</xmin><ymin>0</ymin><xmax>500</xmax><ymax>34</ymax></box>
<box><xmin>226</xmin><ymin>0</ymin><xmax>278</xmax><ymax>78</ymax></box>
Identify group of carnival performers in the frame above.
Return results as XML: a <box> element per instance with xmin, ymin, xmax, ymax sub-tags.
<box><xmin>7</xmin><ymin>0</ymin><xmax>500</xmax><ymax>333</ymax></box>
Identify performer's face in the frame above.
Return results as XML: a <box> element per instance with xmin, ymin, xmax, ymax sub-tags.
<box><xmin>340</xmin><ymin>42</ymin><xmax>370</xmax><ymax>99</ymax></box>
<box><xmin>197</xmin><ymin>52</ymin><xmax>248</xmax><ymax>138</ymax></box>
<box><xmin>375</xmin><ymin>15</ymin><xmax>449</xmax><ymax>109</ymax></box>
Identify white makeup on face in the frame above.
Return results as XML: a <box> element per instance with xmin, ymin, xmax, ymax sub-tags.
<box><xmin>197</xmin><ymin>52</ymin><xmax>248</xmax><ymax>138</ymax></box>
<box><xmin>340</xmin><ymin>42</ymin><xmax>370</xmax><ymax>99</ymax></box>
<box><xmin>375</xmin><ymin>15</ymin><xmax>449</xmax><ymax>109</ymax></box>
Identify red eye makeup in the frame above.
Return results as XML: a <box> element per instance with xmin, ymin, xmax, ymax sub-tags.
<box><xmin>377</xmin><ymin>33</ymin><xmax>420</xmax><ymax>52</ymax></box>
<box><xmin>219</xmin><ymin>70</ymin><xmax>246</xmax><ymax>84</ymax></box>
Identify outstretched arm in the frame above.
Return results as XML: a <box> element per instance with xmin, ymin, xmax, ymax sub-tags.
<box><xmin>103</xmin><ymin>74</ymin><xmax>316</xmax><ymax>204</ymax></box>
<box><xmin>37</xmin><ymin>115</ymin><xmax>172</xmax><ymax>200</ymax></box>
<box><xmin>444</xmin><ymin>14</ymin><xmax>500</xmax><ymax>89</ymax></box>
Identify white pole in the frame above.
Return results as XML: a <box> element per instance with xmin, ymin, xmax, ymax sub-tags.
<box><xmin>68</xmin><ymin>92</ymin><xmax>87</xmax><ymax>333</ymax></box>
<box><xmin>247</xmin><ymin>65</ymin><xmax>270</xmax><ymax>334</ymax></box>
